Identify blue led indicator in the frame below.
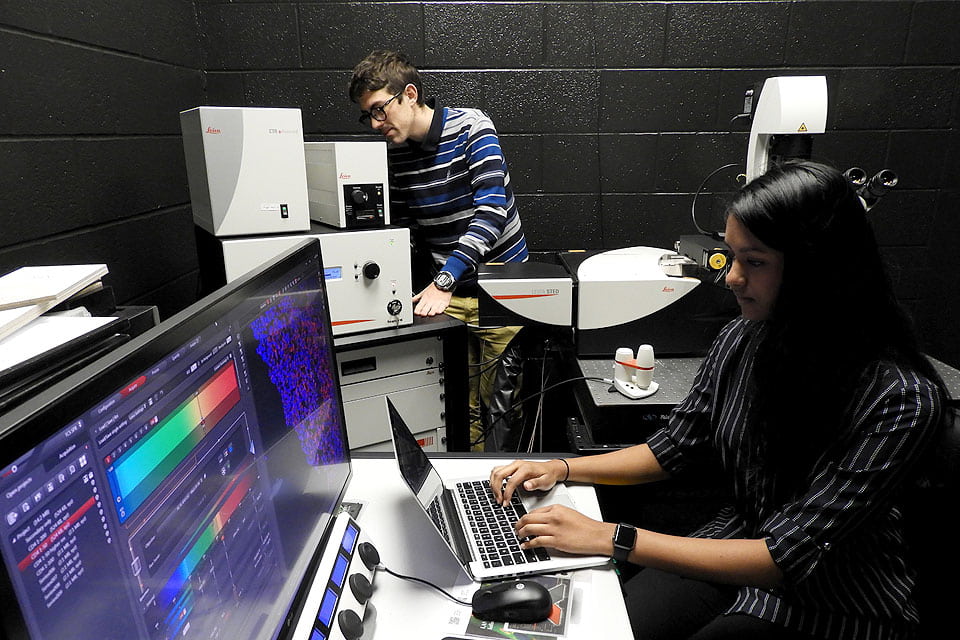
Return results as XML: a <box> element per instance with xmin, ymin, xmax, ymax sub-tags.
<box><xmin>332</xmin><ymin>553</ymin><xmax>349</xmax><ymax>587</ymax></box>
<box><xmin>317</xmin><ymin>588</ymin><xmax>338</xmax><ymax>628</ymax></box>
<box><xmin>310</xmin><ymin>630</ymin><xmax>327</xmax><ymax>640</ymax></box>
<box><xmin>341</xmin><ymin>523</ymin><xmax>358</xmax><ymax>553</ymax></box>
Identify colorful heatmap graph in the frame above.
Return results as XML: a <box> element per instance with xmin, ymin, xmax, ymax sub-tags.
<box><xmin>106</xmin><ymin>360</ymin><xmax>241</xmax><ymax>523</ymax></box>
<box><xmin>158</xmin><ymin>472</ymin><xmax>255</xmax><ymax>637</ymax></box>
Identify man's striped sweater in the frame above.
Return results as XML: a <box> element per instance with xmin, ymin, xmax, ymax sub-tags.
<box><xmin>387</xmin><ymin>103</ymin><xmax>528</xmax><ymax>292</ymax></box>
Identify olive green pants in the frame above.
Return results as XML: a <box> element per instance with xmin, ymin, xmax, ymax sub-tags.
<box><xmin>444</xmin><ymin>295</ymin><xmax>522</xmax><ymax>450</ymax></box>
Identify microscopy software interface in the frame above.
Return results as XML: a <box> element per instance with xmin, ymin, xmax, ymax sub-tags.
<box><xmin>0</xmin><ymin>250</ymin><xmax>350</xmax><ymax>640</ymax></box>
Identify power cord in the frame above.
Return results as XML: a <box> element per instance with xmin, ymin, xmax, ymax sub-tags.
<box><xmin>378</xmin><ymin>563</ymin><xmax>473</xmax><ymax>607</ymax></box>
<box><xmin>524</xmin><ymin>348</ymin><xmax>552</xmax><ymax>453</ymax></box>
<box><xmin>467</xmin><ymin>356</ymin><xmax>506</xmax><ymax>382</ymax></box>
<box><xmin>691</xmin><ymin>162</ymin><xmax>742</xmax><ymax>240</ymax></box>
<box><xmin>469</xmin><ymin>352</ymin><xmax>507</xmax><ymax>370</ymax></box>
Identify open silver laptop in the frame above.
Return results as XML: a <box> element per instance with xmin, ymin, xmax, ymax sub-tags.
<box><xmin>386</xmin><ymin>397</ymin><xmax>609</xmax><ymax>581</ymax></box>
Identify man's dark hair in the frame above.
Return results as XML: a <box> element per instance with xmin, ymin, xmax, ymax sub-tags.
<box><xmin>348</xmin><ymin>50</ymin><xmax>424</xmax><ymax>105</ymax></box>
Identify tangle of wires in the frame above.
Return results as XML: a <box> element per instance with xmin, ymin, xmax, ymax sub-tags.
<box><xmin>470</xmin><ymin>373</ymin><xmax>611</xmax><ymax>452</ymax></box>
<box><xmin>467</xmin><ymin>351</ymin><xmax>510</xmax><ymax>383</ymax></box>
<box><xmin>470</xmin><ymin>335</ymin><xmax>611</xmax><ymax>453</ymax></box>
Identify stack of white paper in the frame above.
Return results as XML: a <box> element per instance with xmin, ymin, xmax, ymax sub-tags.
<box><xmin>0</xmin><ymin>315</ymin><xmax>118</xmax><ymax>373</ymax></box>
<box><xmin>0</xmin><ymin>264</ymin><xmax>109</xmax><ymax>340</ymax></box>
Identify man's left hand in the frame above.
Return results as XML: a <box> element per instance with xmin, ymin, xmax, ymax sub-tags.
<box><xmin>413</xmin><ymin>283</ymin><xmax>453</xmax><ymax>316</ymax></box>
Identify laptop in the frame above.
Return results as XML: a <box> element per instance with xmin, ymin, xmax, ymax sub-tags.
<box><xmin>386</xmin><ymin>397</ymin><xmax>609</xmax><ymax>581</ymax></box>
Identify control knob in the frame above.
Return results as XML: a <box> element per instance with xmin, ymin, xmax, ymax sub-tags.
<box><xmin>350</xmin><ymin>189</ymin><xmax>369</xmax><ymax>205</ymax></box>
<box><xmin>358</xmin><ymin>541</ymin><xmax>380</xmax><ymax>570</ymax></box>
<box><xmin>337</xmin><ymin>609</ymin><xmax>363</xmax><ymax>640</ymax></box>
<box><xmin>386</xmin><ymin>299</ymin><xmax>403</xmax><ymax>316</ymax></box>
<box><xmin>362</xmin><ymin>261</ymin><xmax>380</xmax><ymax>280</ymax></box>
<box><xmin>349</xmin><ymin>573</ymin><xmax>373</xmax><ymax>604</ymax></box>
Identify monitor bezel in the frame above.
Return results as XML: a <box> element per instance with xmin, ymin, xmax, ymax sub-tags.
<box><xmin>0</xmin><ymin>238</ymin><xmax>353</xmax><ymax>640</ymax></box>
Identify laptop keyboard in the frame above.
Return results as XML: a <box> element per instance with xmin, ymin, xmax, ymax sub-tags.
<box><xmin>427</xmin><ymin>497</ymin><xmax>450</xmax><ymax>542</ymax></box>
<box><xmin>456</xmin><ymin>480</ymin><xmax>550</xmax><ymax>568</ymax></box>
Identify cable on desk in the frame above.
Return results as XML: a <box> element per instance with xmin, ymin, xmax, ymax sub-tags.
<box><xmin>378</xmin><ymin>563</ymin><xmax>473</xmax><ymax>607</ymax></box>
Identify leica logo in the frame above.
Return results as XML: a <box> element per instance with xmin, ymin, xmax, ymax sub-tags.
<box><xmin>339</xmin><ymin>172</ymin><xmax>351</xmax><ymax>180</ymax></box>
<box><xmin>205</xmin><ymin>126</ymin><xmax>221</xmax><ymax>134</ymax></box>
<box><xmin>662</xmin><ymin>286</ymin><xmax>675</xmax><ymax>293</ymax></box>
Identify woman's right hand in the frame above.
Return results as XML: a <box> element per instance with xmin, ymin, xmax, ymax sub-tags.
<box><xmin>489</xmin><ymin>459</ymin><xmax>566</xmax><ymax>505</ymax></box>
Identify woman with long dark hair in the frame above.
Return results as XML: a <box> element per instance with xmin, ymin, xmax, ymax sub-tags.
<box><xmin>490</xmin><ymin>161</ymin><xmax>946</xmax><ymax>639</ymax></box>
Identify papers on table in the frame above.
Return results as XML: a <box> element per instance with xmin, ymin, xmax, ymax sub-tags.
<box><xmin>0</xmin><ymin>264</ymin><xmax>109</xmax><ymax>340</ymax></box>
<box><xmin>0</xmin><ymin>315</ymin><xmax>119</xmax><ymax>373</ymax></box>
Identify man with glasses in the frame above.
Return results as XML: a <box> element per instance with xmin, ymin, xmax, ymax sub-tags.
<box><xmin>349</xmin><ymin>49</ymin><xmax>529</xmax><ymax>451</ymax></box>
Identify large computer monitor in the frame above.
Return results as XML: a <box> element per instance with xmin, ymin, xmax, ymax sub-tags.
<box><xmin>0</xmin><ymin>239</ymin><xmax>351</xmax><ymax>640</ymax></box>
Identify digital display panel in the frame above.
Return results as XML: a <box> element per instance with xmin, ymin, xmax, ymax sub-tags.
<box><xmin>342</xmin><ymin>522</ymin><xmax>358</xmax><ymax>553</ymax></box>
<box><xmin>331</xmin><ymin>554</ymin><xmax>349</xmax><ymax>588</ymax></box>
<box><xmin>0</xmin><ymin>240</ymin><xmax>351</xmax><ymax>640</ymax></box>
<box><xmin>317</xmin><ymin>588</ymin><xmax>338</xmax><ymax>629</ymax></box>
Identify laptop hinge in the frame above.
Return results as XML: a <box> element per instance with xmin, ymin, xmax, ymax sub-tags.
<box><xmin>441</xmin><ymin>488</ymin><xmax>473</xmax><ymax>565</ymax></box>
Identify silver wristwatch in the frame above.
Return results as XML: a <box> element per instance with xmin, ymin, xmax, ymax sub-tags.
<box><xmin>433</xmin><ymin>270</ymin><xmax>456</xmax><ymax>292</ymax></box>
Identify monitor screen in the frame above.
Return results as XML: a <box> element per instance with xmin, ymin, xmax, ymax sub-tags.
<box><xmin>0</xmin><ymin>239</ymin><xmax>351</xmax><ymax>640</ymax></box>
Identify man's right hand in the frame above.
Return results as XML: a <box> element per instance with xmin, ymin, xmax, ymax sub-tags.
<box><xmin>412</xmin><ymin>283</ymin><xmax>453</xmax><ymax>316</ymax></box>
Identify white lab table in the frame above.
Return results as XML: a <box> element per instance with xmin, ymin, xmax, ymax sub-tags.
<box><xmin>343</xmin><ymin>453</ymin><xmax>634</xmax><ymax>640</ymax></box>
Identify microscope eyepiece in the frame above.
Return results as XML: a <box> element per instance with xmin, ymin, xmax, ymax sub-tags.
<box><xmin>855</xmin><ymin>169</ymin><xmax>899</xmax><ymax>211</ymax></box>
<box><xmin>843</xmin><ymin>166</ymin><xmax>867</xmax><ymax>187</ymax></box>
<box><xmin>870</xmin><ymin>169</ymin><xmax>898</xmax><ymax>190</ymax></box>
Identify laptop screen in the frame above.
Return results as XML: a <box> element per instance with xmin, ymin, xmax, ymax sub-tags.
<box><xmin>0</xmin><ymin>240</ymin><xmax>350</xmax><ymax>640</ymax></box>
<box><xmin>387</xmin><ymin>398</ymin><xmax>435</xmax><ymax>495</ymax></box>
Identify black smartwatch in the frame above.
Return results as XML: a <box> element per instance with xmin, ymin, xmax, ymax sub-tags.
<box><xmin>433</xmin><ymin>270</ymin><xmax>456</xmax><ymax>292</ymax></box>
<box><xmin>612</xmin><ymin>523</ymin><xmax>637</xmax><ymax>563</ymax></box>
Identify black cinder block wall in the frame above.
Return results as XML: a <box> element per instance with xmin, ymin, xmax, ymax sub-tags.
<box><xmin>198</xmin><ymin>0</ymin><xmax>960</xmax><ymax>370</ymax></box>
<box><xmin>2</xmin><ymin>1</ymin><xmax>959</xmax><ymax>369</ymax></box>
<box><xmin>0</xmin><ymin>2</ymin><xmax>204</xmax><ymax>317</ymax></box>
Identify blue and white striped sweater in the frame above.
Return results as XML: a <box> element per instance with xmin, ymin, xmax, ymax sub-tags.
<box><xmin>388</xmin><ymin>106</ymin><xmax>527</xmax><ymax>288</ymax></box>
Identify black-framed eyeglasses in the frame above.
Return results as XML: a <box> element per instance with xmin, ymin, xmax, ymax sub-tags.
<box><xmin>358</xmin><ymin>89</ymin><xmax>403</xmax><ymax>125</ymax></box>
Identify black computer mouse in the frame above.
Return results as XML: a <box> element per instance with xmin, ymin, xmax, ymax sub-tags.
<box><xmin>471</xmin><ymin>579</ymin><xmax>553</xmax><ymax>623</ymax></box>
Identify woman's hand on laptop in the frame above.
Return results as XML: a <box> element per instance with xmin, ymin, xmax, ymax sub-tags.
<box><xmin>490</xmin><ymin>459</ymin><xmax>566</xmax><ymax>505</ymax></box>
<box><xmin>515</xmin><ymin>504</ymin><xmax>616</xmax><ymax>556</ymax></box>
